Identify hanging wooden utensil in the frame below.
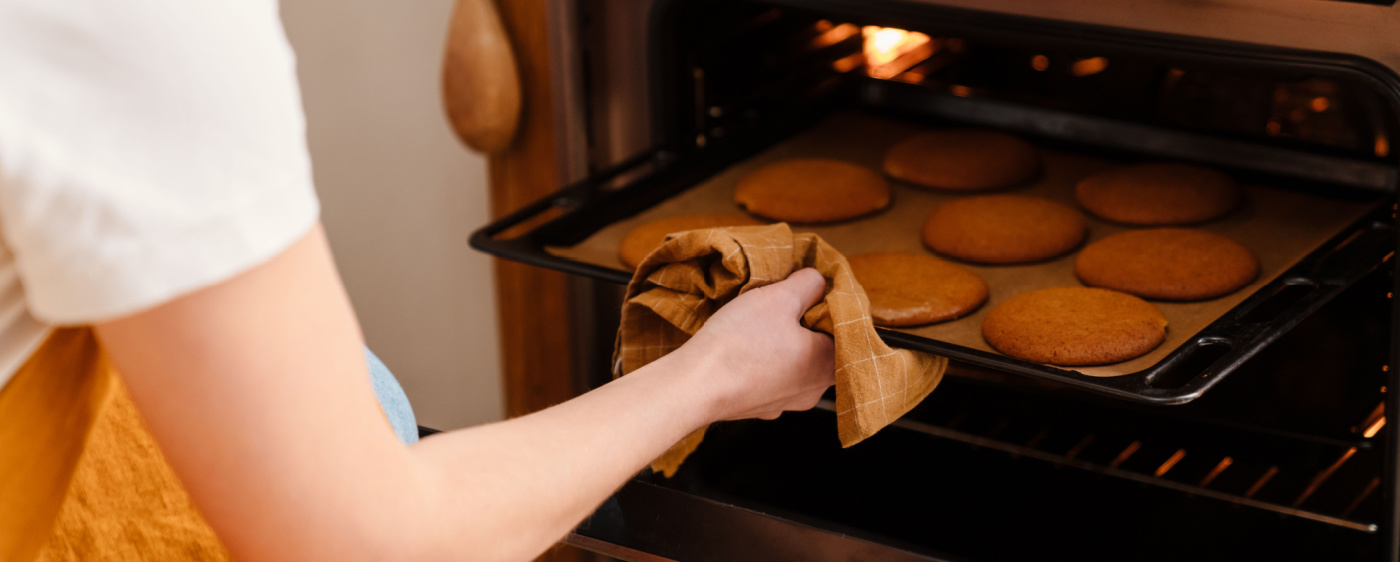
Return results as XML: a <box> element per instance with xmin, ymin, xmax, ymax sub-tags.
<box><xmin>442</xmin><ymin>0</ymin><xmax>522</xmax><ymax>154</ymax></box>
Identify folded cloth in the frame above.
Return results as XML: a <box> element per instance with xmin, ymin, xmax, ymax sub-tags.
<box><xmin>613</xmin><ymin>223</ymin><xmax>947</xmax><ymax>476</ymax></box>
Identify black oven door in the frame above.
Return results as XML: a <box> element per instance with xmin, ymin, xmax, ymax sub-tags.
<box><xmin>569</xmin><ymin>407</ymin><xmax>1384</xmax><ymax>562</ymax></box>
<box><xmin>565</xmin><ymin>290</ymin><xmax>1393</xmax><ymax>562</ymax></box>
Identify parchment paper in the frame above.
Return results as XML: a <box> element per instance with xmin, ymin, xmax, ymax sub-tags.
<box><xmin>547</xmin><ymin>112</ymin><xmax>1378</xmax><ymax>377</ymax></box>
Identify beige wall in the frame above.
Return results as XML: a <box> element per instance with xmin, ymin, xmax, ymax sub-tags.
<box><xmin>280</xmin><ymin>0</ymin><xmax>504</xmax><ymax>430</ymax></box>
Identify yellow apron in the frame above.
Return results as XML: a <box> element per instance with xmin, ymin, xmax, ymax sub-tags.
<box><xmin>0</xmin><ymin>328</ymin><xmax>228</xmax><ymax>561</ymax></box>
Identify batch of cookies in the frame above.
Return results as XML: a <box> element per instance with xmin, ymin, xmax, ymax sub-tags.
<box><xmin>618</xmin><ymin>128</ymin><xmax>1260</xmax><ymax>368</ymax></box>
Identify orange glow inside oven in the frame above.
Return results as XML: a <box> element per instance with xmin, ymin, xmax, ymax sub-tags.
<box><xmin>1364</xmin><ymin>416</ymin><xmax>1387</xmax><ymax>438</ymax></box>
<box><xmin>861</xmin><ymin>26</ymin><xmax>934</xmax><ymax>79</ymax></box>
<box><xmin>811</xmin><ymin>21</ymin><xmax>860</xmax><ymax>49</ymax></box>
<box><xmin>1070</xmin><ymin>56</ymin><xmax>1109</xmax><ymax>77</ymax></box>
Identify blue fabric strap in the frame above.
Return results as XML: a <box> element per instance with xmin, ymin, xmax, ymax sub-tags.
<box><xmin>364</xmin><ymin>347</ymin><xmax>418</xmax><ymax>445</ymax></box>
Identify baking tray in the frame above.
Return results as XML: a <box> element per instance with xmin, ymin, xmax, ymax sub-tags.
<box><xmin>471</xmin><ymin>111</ymin><xmax>1392</xmax><ymax>405</ymax></box>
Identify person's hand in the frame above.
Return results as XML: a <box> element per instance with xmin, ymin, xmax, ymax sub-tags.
<box><xmin>668</xmin><ymin>267</ymin><xmax>836</xmax><ymax>423</ymax></box>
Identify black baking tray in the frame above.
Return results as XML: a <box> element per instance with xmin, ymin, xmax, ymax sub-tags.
<box><xmin>470</xmin><ymin>100</ymin><xmax>1394</xmax><ymax>406</ymax></box>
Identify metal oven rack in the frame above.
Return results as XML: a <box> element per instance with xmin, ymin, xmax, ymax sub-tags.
<box><xmin>861</xmin><ymin>395</ymin><xmax>1386</xmax><ymax>533</ymax></box>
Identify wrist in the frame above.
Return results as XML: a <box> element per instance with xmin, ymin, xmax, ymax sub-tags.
<box><xmin>639</xmin><ymin>345</ymin><xmax>728</xmax><ymax>427</ymax></box>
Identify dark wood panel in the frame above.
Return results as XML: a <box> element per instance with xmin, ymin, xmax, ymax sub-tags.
<box><xmin>486</xmin><ymin>0</ymin><xmax>576</xmax><ymax>418</ymax></box>
<box><xmin>479</xmin><ymin>1</ymin><xmax>602</xmax><ymax>561</ymax></box>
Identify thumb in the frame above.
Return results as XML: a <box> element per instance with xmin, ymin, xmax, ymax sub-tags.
<box><xmin>771</xmin><ymin>268</ymin><xmax>828</xmax><ymax>319</ymax></box>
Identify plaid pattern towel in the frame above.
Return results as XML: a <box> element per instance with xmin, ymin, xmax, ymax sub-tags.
<box><xmin>613</xmin><ymin>223</ymin><xmax>947</xmax><ymax>476</ymax></box>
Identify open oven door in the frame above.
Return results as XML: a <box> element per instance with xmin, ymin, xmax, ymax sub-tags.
<box><xmin>565</xmin><ymin>343</ymin><xmax>1390</xmax><ymax>562</ymax></box>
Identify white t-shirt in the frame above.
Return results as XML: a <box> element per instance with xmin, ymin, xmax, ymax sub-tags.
<box><xmin>0</xmin><ymin>0</ymin><xmax>320</xmax><ymax>388</ymax></box>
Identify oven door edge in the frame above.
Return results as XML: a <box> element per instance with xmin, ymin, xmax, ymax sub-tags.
<box><xmin>568</xmin><ymin>477</ymin><xmax>958</xmax><ymax>562</ymax></box>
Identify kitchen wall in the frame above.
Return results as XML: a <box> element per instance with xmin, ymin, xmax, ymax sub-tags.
<box><xmin>280</xmin><ymin>0</ymin><xmax>504</xmax><ymax>430</ymax></box>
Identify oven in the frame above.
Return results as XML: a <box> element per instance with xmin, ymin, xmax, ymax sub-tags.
<box><xmin>462</xmin><ymin>1</ymin><xmax>1400</xmax><ymax>560</ymax></box>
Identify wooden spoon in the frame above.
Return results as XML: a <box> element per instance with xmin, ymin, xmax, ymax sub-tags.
<box><xmin>442</xmin><ymin>0</ymin><xmax>522</xmax><ymax>154</ymax></box>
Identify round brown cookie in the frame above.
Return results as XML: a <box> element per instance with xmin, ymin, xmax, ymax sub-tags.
<box><xmin>1075</xmin><ymin>228</ymin><xmax>1259</xmax><ymax>301</ymax></box>
<box><xmin>1075</xmin><ymin>162</ymin><xmax>1241</xmax><ymax>225</ymax></box>
<box><xmin>922</xmin><ymin>194</ymin><xmax>1087</xmax><ymax>264</ymax></box>
<box><xmin>847</xmin><ymin>253</ymin><xmax>989</xmax><ymax>327</ymax></box>
<box><xmin>883</xmin><ymin>129</ymin><xmax>1041</xmax><ymax>191</ymax></box>
<box><xmin>982</xmin><ymin>287</ymin><xmax>1168</xmax><ymax>366</ymax></box>
<box><xmin>618</xmin><ymin>215</ymin><xmax>764</xmax><ymax>269</ymax></box>
<box><xmin>734</xmin><ymin>159</ymin><xmax>891</xmax><ymax>223</ymax></box>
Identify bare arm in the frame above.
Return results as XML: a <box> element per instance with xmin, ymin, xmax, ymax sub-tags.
<box><xmin>95</xmin><ymin>224</ymin><xmax>833</xmax><ymax>562</ymax></box>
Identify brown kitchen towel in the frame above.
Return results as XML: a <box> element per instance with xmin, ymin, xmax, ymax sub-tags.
<box><xmin>613</xmin><ymin>223</ymin><xmax>947</xmax><ymax>476</ymax></box>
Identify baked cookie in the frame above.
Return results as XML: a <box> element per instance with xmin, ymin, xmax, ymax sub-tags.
<box><xmin>847</xmin><ymin>252</ymin><xmax>989</xmax><ymax>326</ymax></box>
<box><xmin>982</xmin><ymin>287</ymin><xmax>1168</xmax><ymax>366</ymax></box>
<box><xmin>1075</xmin><ymin>228</ymin><xmax>1259</xmax><ymax>301</ymax></box>
<box><xmin>618</xmin><ymin>215</ymin><xmax>763</xmax><ymax>269</ymax></box>
<box><xmin>1075</xmin><ymin>162</ymin><xmax>1241</xmax><ymax>225</ymax></box>
<box><xmin>883</xmin><ymin>129</ymin><xmax>1041</xmax><ymax>191</ymax></box>
<box><xmin>922</xmin><ymin>194</ymin><xmax>1087</xmax><ymax>263</ymax></box>
<box><xmin>734</xmin><ymin>159</ymin><xmax>890</xmax><ymax>223</ymax></box>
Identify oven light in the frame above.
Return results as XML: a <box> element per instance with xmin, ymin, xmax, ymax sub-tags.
<box><xmin>1377</xmin><ymin>135</ymin><xmax>1390</xmax><ymax>157</ymax></box>
<box><xmin>861</xmin><ymin>26</ymin><xmax>934</xmax><ymax>79</ymax></box>
<box><xmin>1070</xmin><ymin>57</ymin><xmax>1109</xmax><ymax>77</ymax></box>
<box><xmin>1311</xmin><ymin>97</ymin><xmax>1331</xmax><ymax>112</ymax></box>
<box><xmin>865</xmin><ymin>27</ymin><xmax>919</xmax><ymax>64</ymax></box>
<box><xmin>1030</xmin><ymin>55</ymin><xmax>1049</xmax><ymax>72</ymax></box>
<box><xmin>1266</xmin><ymin>120</ymin><xmax>1282</xmax><ymax>136</ymax></box>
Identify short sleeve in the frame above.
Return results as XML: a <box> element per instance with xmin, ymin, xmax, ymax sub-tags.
<box><xmin>0</xmin><ymin>0</ymin><xmax>319</xmax><ymax>324</ymax></box>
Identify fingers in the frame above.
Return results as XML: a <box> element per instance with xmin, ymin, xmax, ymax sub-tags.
<box><xmin>809</xmin><ymin>331</ymin><xmax>836</xmax><ymax>385</ymax></box>
<box><xmin>770</xmin><ymin>267</ymin><xmax>828</xmax><ymax>319</ymax></box>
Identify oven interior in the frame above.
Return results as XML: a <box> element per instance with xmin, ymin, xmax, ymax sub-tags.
<box><xmin>606</xmin><ymin>265</ymin><xmax>1390</xmax><ymax>561</ymax></box>
<box><xmin>643</xmin><ymin>0</ymin><xmax>1397</xmax><ymax>179</ymax></box>
<box><xmin>550</xmin><ymin>0</ymin><xmax>1400</xmax><ymax>559</ymax></box>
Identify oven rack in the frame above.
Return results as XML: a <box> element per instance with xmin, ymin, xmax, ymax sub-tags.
<box><xmin>817</xmin><ymin>393</ymin><xmax>1386</xmax><ymax>533</ymax></box>
<box><xmin>469</xmin><ymin>109</ymin><xmax>1395</xmax><ymax>406</ymax></box>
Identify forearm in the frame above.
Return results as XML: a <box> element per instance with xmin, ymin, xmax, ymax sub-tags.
<box><xmin>408</xmin><ymin>351</ymin><xmax>716</xmax><ymax>561</ymax></box>
<box><xmin>99</xmin><ymin>226</ymin><xmax>828</xmax><ymax>562</ymax></box>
